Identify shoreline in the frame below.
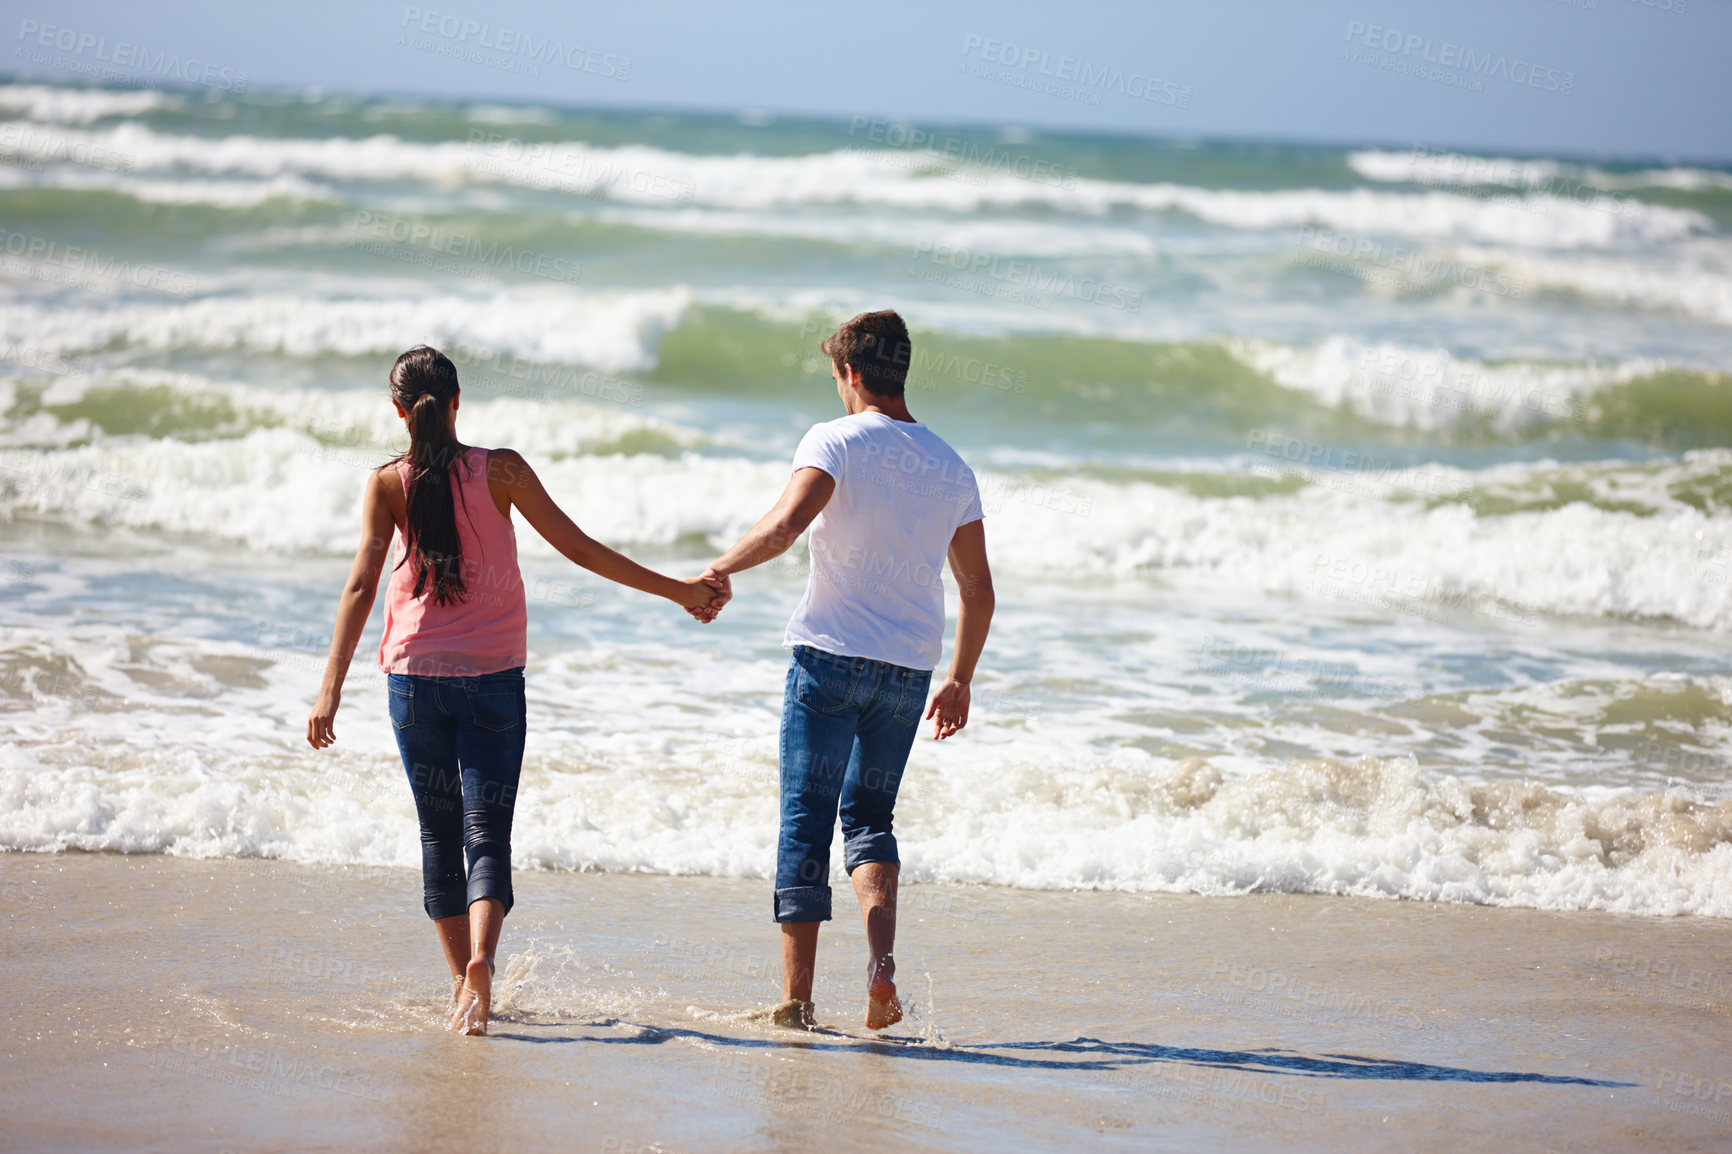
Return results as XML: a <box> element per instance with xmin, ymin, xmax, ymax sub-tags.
<box><xmin>5</xmin><ymin>851</ymin><xmax>1732</xmax><ymax>1151</ymax></box>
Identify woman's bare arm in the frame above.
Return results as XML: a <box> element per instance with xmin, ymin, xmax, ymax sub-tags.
<box><xmin>308</xmin><ymin>468</ymin><xmax>396</xmax><ymax>748</ymax></box>
<box><xmin>489</xmin><ymin>449</ymin><xmax>716</xmax><ymax>611</ymax></box>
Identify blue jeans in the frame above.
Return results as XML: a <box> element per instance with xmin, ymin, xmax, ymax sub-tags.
<box><xmin>386</xmin><ymin>668</ymin><xmax>526</xmax><ymax>921</ymax></box>
<box><xmin>775</xmin><ymin>646</ymin><xmax>932</xmax><ymax>923</ymax></box>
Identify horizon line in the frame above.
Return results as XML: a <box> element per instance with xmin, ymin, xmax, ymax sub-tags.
<box><xmin>4</xmin><ymin>70</ymin><xmax>1731</xmax><ymax>170</ymax></box>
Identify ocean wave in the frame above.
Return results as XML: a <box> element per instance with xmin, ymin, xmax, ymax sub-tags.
<box><xmin>0</xmin><ymin>286</ymin><xmax>691</xmax><ymax>367</ymax></box>
<box><xmin>0</xmin><ymin>368</ymin><xmax>735</xmax><ymax>552</ymax></box>
<box><xmin>587</xmin><ymin>205</ymin><xmax>1163</xmax><ymax>258</ymax></box>
<box><xmin>653</xmin><ymin>307</ymin><xmax>1732</xmax><ymax>443</ymax></box>
<box><xmin>592</xmin><ymin>196</ymin><xmax>1700</xmax><ymax>259</ymax></box>
<box><xmin>4</xmin><ymin>690</ymin><xmax>1730</xmax><ymax>915</ymax></box>
<box><xmin>2</xmin><ymin>291</ymin><xmax>1724</xmax><ymax>453</ymax></box>
<box><xmin>1349</xmin><ymin>148</ymin><xmax>1732</xmax><ymax>194</ymax></box>
<box><xmin>2</xmin><ymin>367</ymin><xmax>700</xmax><ymax>455</ymax></box>
<box><xmin>0</xmin><ymin>122</ymin><xmax>1708</xmax><ymax>247</ymax></box>
<box><xmin>4</xmin><ymin>371</ymin><xmax>1728</xmax><ymax>628</ymax></box>
<box><xmin>0</xmin><ymin>419</ymin><xmax>785</xmax><ymax>556</ymax></box>
<box><xmin>906</xmin><ymin>754</ymin><xmax>1732</xmax><ymax>915</ymax></box>
<box><xmin>0</xmin><ymin>163</ymin><xmax>334</xmax><ymax>207</ymax></box>
<box><xmin>1129</xmin><ymin>185</ymin><xmax>1702</xmax><ymax>249</ymax></box>
<box><xmin>462</xmin><ymin>103</ymin><xmax>563</xmax><ymax>126</ymax></box>
<box><xmin>1231</xmin><ymin>336</ymin><xmax>1654</xmax><ymax>434</ymax></box>
<box><xmin>1454</xmin><ymin>242</ymin><xmax>1732</xmax><ymax>327</ymax></box>
<box><xmin>0</xmin><ymin>84</ymin><xmax>176</xmax><ymax>123</ymax></box>
<box><xmin>4</xmin><ymin>562</ymin><xmax>1731</xmax><ymax>914</ymax></box>
<box><xmin>974</xmin><ymin>455</ymin><xmax>1732</xmax><ymax>629</ymax></box>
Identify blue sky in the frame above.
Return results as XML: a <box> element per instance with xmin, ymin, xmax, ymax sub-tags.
<box><xmin>5</xmin><ymin>0</ymin><xmax>1729</xmax><ymax>160</ymax></box>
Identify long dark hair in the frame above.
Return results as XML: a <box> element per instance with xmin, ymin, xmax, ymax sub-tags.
<box><xmin>388</xmin><ymin>345</ymin><xmax>469</xmax><ymax>605</ymax></box>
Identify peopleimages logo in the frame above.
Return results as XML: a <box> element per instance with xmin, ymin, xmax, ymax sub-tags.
<box><xmin>1294</xmin><ymin>225</ymin><xmax>1525</xmax><ymax>300</ymax></box>
<box><xmin>909</xmin><ymin>241</ymin><xmax>1144</xmax><ymax>312</ymax></box>
<box><xmin>0</xmin><ymin>228</ymin><xmax>201</xmax><ymax>297</ymax></box>
<box><xmin>347</xmin><ymin>210</ymin><xmax>584</xmax><ymax>285</ymax></box>
<box><xmin>960</xmin><ymin>35</ymin><xmax>1192</xmax><ymax>109</ymax></box>
<box><xmin>16</xmin><ymin>20</ymin><xmax>248</xmax><ymax>91</ymax></box>
<box><xmin>1342</xmin><ymin>21</ymin><xmax>1574</xmax><ymax>95</ymax></box>
<box><xmin>399</xmin><ymin>7</ymin><xmax>630</xmax><ymax>80</ymax></box>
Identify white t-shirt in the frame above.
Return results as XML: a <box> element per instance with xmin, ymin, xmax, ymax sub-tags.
<box><xmin>783</xmin><ymin>412</ymin><xmax>984</xmax><ymax>670</ymax></box>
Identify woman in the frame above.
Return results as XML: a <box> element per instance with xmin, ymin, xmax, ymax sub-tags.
<box><xmin>306</xmin><ymin>346</ymin><xmax>718</xmax><ymax>1035</ymax></box>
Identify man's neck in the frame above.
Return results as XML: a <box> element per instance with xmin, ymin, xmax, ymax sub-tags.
<box><xmin>851</xmin><ymin>397</ymin><xmax>917</xmax><ymax>423</ymax></box>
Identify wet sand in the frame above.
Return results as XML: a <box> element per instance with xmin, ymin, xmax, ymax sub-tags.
<box><xmin>3</xmin><ymin>852</ymin><xmax>1730</xmax><ymax>1153</ymax></box>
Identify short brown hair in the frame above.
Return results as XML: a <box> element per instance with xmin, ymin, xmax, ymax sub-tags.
<box><xmin>820</xmin><ymin>310</ymin><xmax>911</xmax><ymax>397</ymax></box>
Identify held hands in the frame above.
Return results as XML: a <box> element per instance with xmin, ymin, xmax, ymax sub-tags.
<box><xmin>926</xmin><ymin>678</ymin><xmax>970</xmax><ymax>740</ymax></box>
<box><xmin>684</xmin><ymin>567</ymin><xmax>733</xmax><ymax>624</ymax></box>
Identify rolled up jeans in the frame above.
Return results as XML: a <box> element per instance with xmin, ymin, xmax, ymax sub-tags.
<box><xmin>386</xmin><ymin>667</ymin><xmax>526</xmax><ymax>920</ymax></box>
<box><xmin>775</xmin><ymin>645</ymin><xmax>932</xmax><ymax>923</ymax></box>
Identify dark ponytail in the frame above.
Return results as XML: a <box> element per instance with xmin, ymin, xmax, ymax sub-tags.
<box><xmin>388</xmin><ymin>345</ymin><xmax>468</xmax><ymax>605</ymax></box>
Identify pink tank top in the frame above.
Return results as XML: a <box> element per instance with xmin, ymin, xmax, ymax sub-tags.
<box><xmin>379</xmin><ymin>447</ymin><xmax>527</xmax><ymax>677</ymax></box>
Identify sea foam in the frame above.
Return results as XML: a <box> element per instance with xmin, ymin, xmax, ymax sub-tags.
<box><xmin>5</xmin><ymin>679</ymin><xmax>1731</xmax><ymax>917</ymax></box>
<box><xmin>0</xmin><ymin>121</ymin><xmax>1708</xmax><ymax>248</ymax></box>
<box><xmin>4</xmin><ymin>371</ymin><xmax>1728</xmax><ymax>629</ymax></box>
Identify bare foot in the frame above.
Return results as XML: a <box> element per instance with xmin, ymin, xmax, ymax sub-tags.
<box><xmin>766</xmin><ymin>999</ymin><xmax>816</xmax><ymax>1030</ymax></box>
<box><xmin>450</xmin><ymin>956</ymin><xmax>493</xmax><ymax>1035</ymax></box>
<box><xmin>451</xmin><ymin>975</ymin><xmax>463</xmax><ymax>1006</ymax></box>
<box><xmin>865</xmin><ymin>974</ymin><xmax>902</xmax><ymax>1031</ymax></box>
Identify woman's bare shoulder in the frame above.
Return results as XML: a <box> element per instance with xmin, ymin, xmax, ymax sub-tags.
<box><xmin>484</xmin><ymin>447</ymin><xmax>533</xmax><ymax>482</ymax></box>
<box><xmin>369</xmin><ymin>460</ymin><xmax>406</xmax><ymax>498</ymax></box>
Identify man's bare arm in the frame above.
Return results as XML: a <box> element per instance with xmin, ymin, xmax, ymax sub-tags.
<box><xmin>707</xmin><ymin>467</ymin><xmax>835</xmax><ymax>580</ymax></box>
<box><xmin>926</xmin><ymin>518</ymin><xmax>994</xmax><ymax>740</ymax></box>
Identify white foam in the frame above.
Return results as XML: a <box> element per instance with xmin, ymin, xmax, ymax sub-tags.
<box><xmin>4</xmin><ymin>649</ymin><xmax>1731</xmax><ymax>916</ymax></box>
<box><xmin>0</xmin><ymin>85</ymin><xmax>175</xmax><ymax>123</ymax></box>
<box><xmin>463</xmin><ymin>104</ymin><xmax>561</xmax><ymax>126</ymax></box>
<box><xmin>1140</xmin><ymin>185</ymin><xmax>1702</xmax><ymax>248</ymax></box>
<box><xmin>1456</xmin><ymin>242</ymin><xmax>1732</xmax><ymax>327</ymax></box>
<box><xmin>0</xmin><ymin>286</ymin><xmax>691</xmax><ymax>368</ymax></box>
<box><xmin>986</xmin><ymin>463</ymin><xmax>1732</xmax><ymax>629</ymax></box>
<box><xmin>0</xmin><ymin>419</ymin><xmax>786</xmax><ymax>557</ymax></box>
<box><xmin>0</xmin><ymin>369</ymin><xmax>731</xmax><ymax>553</ymax></box>
<box><xmin>1350</xmin><ymin>148</ymin><xmax>1732</xmax><ymax>194</ymax></box>
<box><xmin>903</xmin><ymin>755</ymin><xmax>1732</xmax><ymax>915</ymax></box>
<box><xmin>0</xmin><ymin>164</ymin><xmax>334</xmax><ymax>207</ymax></box>
<box><xmin>1</xmin><ymin>122</ymin><xmax>1706</xmax><ymax>247</ymax></box>
<box><xmin>586</xmin><ymin>205</ymin><xmax>1161</xmax><ymax>258</ymax></box>
<box><xmin>4</xmin><ymin>370</ymin><xmax>1729</xmax><ymax>631</ymax></box>
<box><xmin>1232</xmin><ymin>336</ymin><xmax>1651</xmax><ymax>434</ymax></box>
<box><xmin>1622</xmin><ymin>167</ymin><xmax>1732</xmax><ymax>194</ymax></box>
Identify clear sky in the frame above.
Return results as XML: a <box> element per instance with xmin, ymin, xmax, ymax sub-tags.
<box><xmin>5</xmin><ymin>0</ymin><xmax>1729</xmax><ymax>160</ymax></box>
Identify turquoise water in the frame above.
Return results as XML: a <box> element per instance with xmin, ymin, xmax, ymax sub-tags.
<box><xmin>1</xmin><ymin>81</ymin><xmax>1729</xmax><ymax>915</ymax></box>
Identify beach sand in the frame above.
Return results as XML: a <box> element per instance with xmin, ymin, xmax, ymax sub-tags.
<box><xmin>3</xmin><ymin>852</ymin><xmax>1730</xmax><ymax>1153</ymax></box>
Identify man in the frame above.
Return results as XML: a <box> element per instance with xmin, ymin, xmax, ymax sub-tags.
<box><xmin>699</xmin><ymin>309</ymin><xmax>994</xmax><ymax>1031</ymax></box>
